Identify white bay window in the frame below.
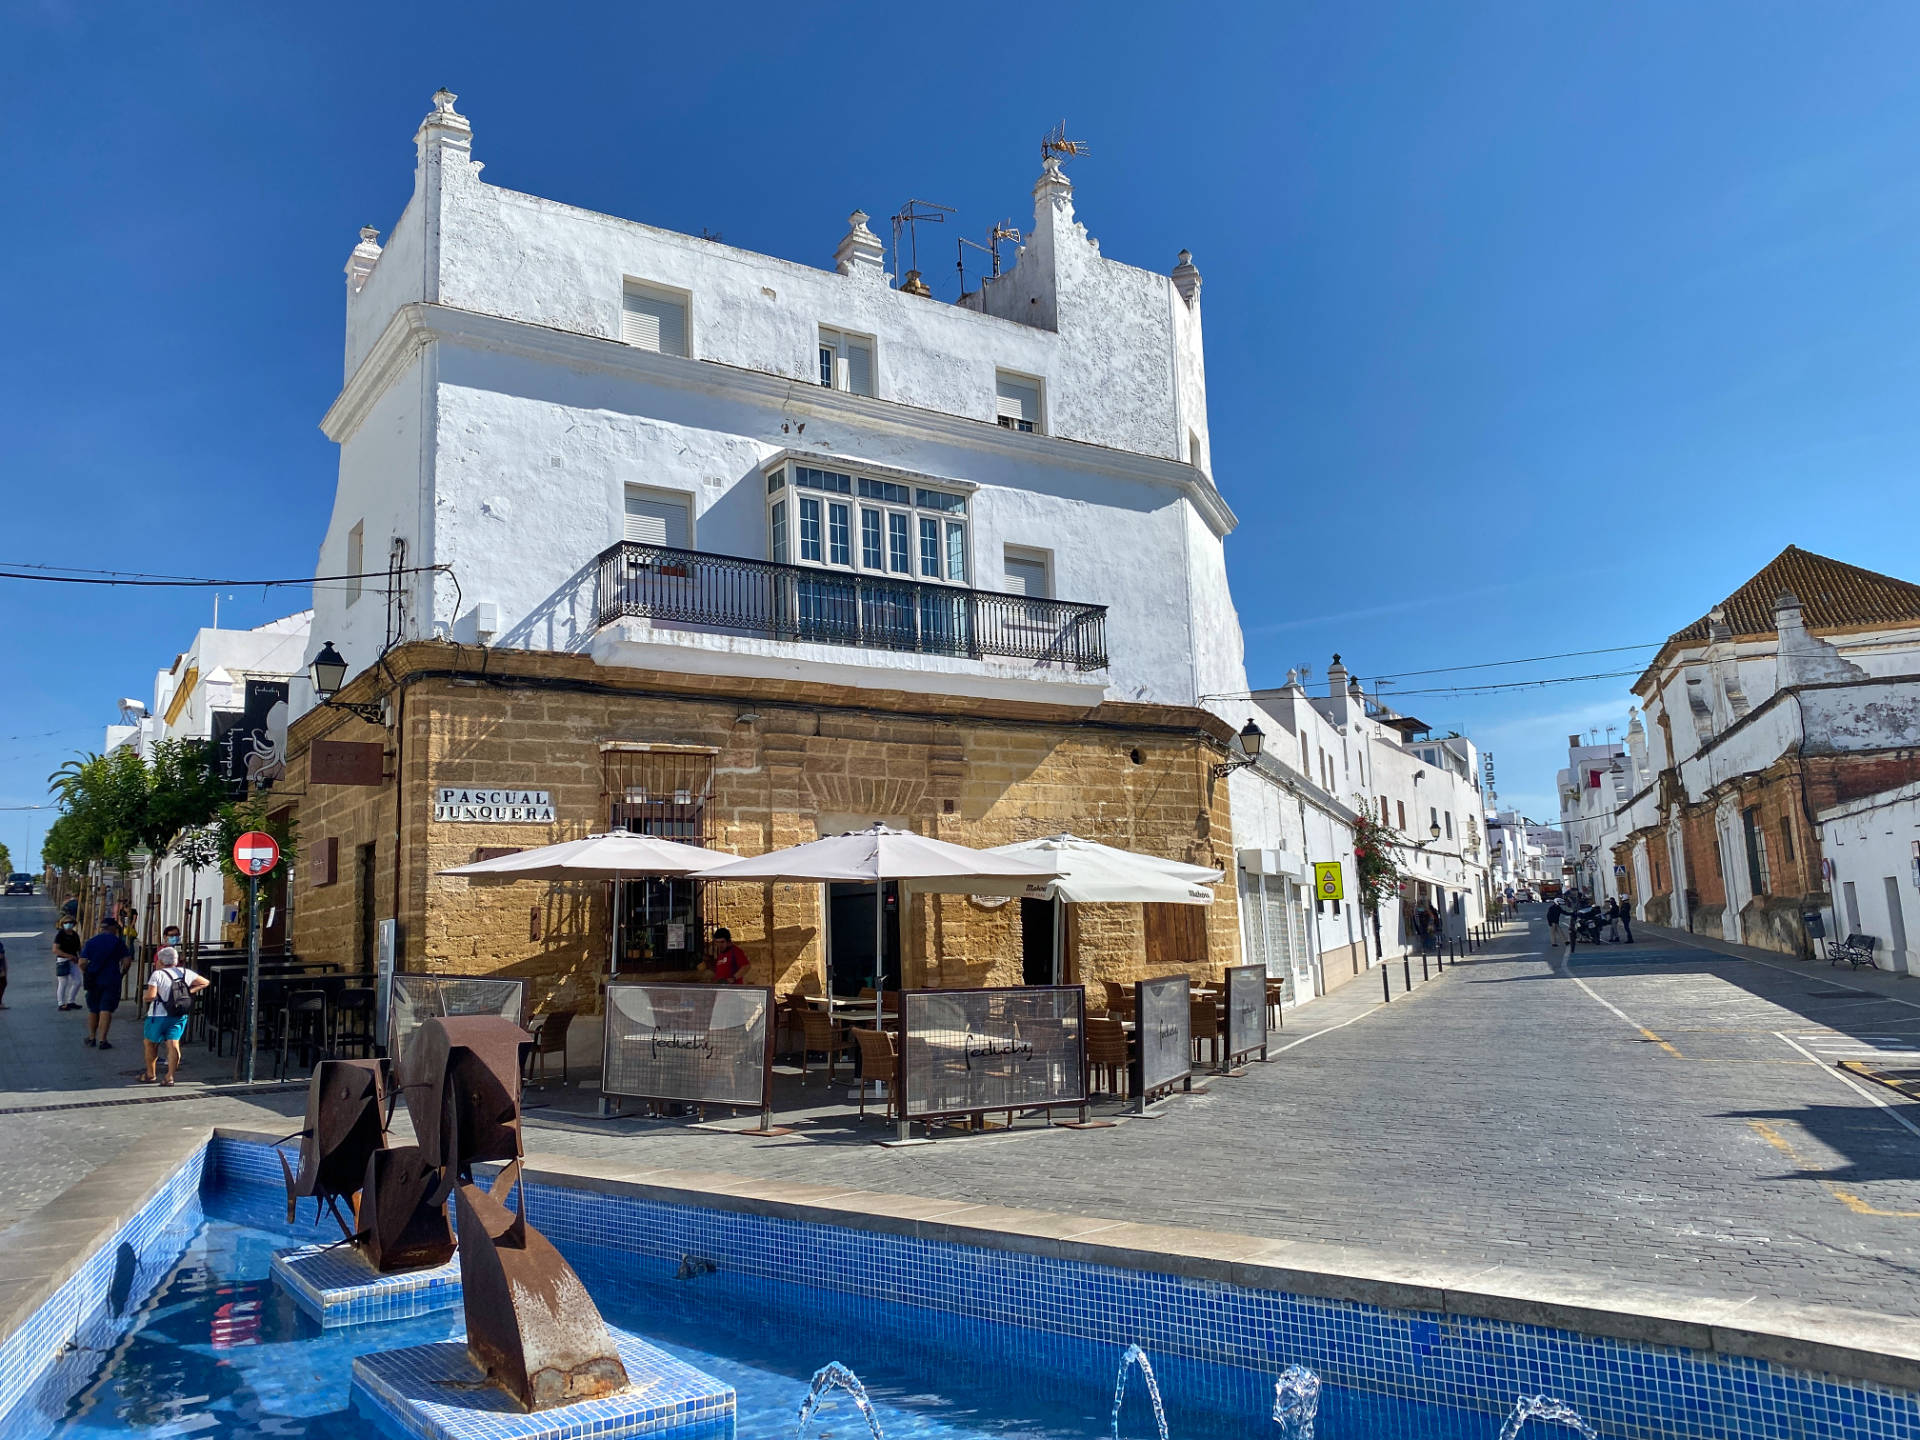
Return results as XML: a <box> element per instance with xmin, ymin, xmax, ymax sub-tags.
<box><xmin>765</xmin><ymin>461</ymin><xmax>969</xmax><ymax>584</ymax></box>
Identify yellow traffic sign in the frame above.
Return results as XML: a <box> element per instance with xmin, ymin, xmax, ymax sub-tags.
<box><xmin>1313</xmin><ymin>861</ymin><xmax>1344</xmax><ymax>901</ymax></box>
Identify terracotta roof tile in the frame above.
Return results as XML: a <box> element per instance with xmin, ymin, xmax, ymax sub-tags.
<box><xmin>1635</xmin><ymin>546</ymin><xmax>1920</xmax><ymax>691</ymax></box>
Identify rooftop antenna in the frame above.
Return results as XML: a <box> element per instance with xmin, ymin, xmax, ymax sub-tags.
<box><xmin>890</xmin><ymin>200</ymin><xmax>954</xmax><ymax>287</ymax></box>
<box><xmin>957</xmin><ymin>218</ymin><xmax>1023</xmax><ymax>295</ymax></box>
<box><xmin>1040</xmin><ymin>121</ymin><xmax>1090</xmax><ymax>167</ymax></box>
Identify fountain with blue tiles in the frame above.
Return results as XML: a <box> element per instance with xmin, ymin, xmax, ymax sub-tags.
<box><xmin>0</xmin><ymin>1136</ymin><xmax>1915</xmax><ymax>1440</ymax></box>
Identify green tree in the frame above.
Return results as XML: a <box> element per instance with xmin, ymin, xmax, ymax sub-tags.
<box><xmin>0</xmin><ymin>841</ymin><xmax>12</xmax><ymax>875</ymax></box>
<box><xmin>45</xmin><ymin>740</ymin><xmax>234</xmax><ymax>915</ymax></box>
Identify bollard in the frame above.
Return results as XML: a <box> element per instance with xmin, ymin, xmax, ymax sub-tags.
<box><xmin>1421</xmin><ymin>949</ymin><xmax>1430</xmax><ymax>982</ymax></box>
<box><xmin>1403</xmin><ymin>954</ymin><xmax>1413</xmax><ymax>993</ymax></box>
<box><xmin>1381</xmin><ymin>960</ymin><xmax>1391</xmax><ymax>1003</ymax></box>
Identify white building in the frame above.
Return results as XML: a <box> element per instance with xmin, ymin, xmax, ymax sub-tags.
<box><xmin>1557</xmin><ymin>735</ymin><xmax>1629</xmax><ymax>902</ymax></box>
<box><xmin>108</xmin><ymin>612</ymin><xmax>310</xmax><ymax>945</ymax></box>
<box><xmin>307</xmin><ymin>90</ymin><xmax>1240</xmax><ymax>717</ymax></box>
<box><xmin>1234</xmin><ymin>656</ymin><xmax>1493</xmax><ymax>999</ymax></box>
<box><xmin>299</xmin><ymin>91</ymin><xmax>1494</xmax><ymax>1013</ymax></box>
<box><xmin>1542</xmin><ymin>547</ymin><xmax>1920</xmax><ymax>961</ymax></box>
<box><xmin>1818</xmin><ymin>784</ymin><xmax>1920</xmax><ymax>971</ymax></box>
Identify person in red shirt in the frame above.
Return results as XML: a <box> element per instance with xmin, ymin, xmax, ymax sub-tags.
<box><xmin>710</xmin><ymin>929</ymin><xmax>751</xmax><ymax>984</ymax></box>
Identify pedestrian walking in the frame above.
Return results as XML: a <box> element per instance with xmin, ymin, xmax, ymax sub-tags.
<box><xmin>1603</xmin><ymin>897</ymin><xmax>1621</xmax><ymax>942</ymax></box>
<box><xmin>52</xmin><ymin>923</ymin><xmax>83</xmax><ymax>1008</ymax></box>
<box><xmin>1617</xmin><ymin>901</ymin><xmax>1634</xmax><ymax>944</ymax></box>
<box><xmin>140</xmin><ymin>943</ymin><xmax>207</xmax><ymax>1086</ymax></box>
<box><xmin>1547</xmin><ymin>898</ymin><xmax>1564</xmax><ymax>946</ymax></box>
<box><xmin>78</xmin><ymin>917</ymin><xmax>131</xmax><ymax>1049</ymax></box>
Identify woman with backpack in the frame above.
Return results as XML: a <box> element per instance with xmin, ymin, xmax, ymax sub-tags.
<box><xmin>140</xmin><ymin>941</ymin><xmax>208</xmax><ymax>1086</ymax></box>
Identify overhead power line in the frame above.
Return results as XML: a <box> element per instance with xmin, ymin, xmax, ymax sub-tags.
<box><xmin>1367</xmin><ymin>642</ymin><xmax>1664</xmax><ymax>681</ymax></box>
<box><xmin>1380</xmin><ymin>668</ymin><xmax>1647</xmax><ymax>699</ymax></box>
<box><xmin>0</xmin><ymin>563</ymin><xmax>450</xmax><ymax>589</ymax></box>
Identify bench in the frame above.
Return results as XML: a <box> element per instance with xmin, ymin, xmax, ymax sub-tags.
<box><xmin>1827</xmin><ymin>933</ymin><xmax>1880</xmax><ymax>970</ymax></box>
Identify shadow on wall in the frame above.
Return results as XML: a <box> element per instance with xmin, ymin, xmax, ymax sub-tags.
<box><xmin>495</xmin><ymin>556</ymin><xmax>599</xmax><ymax>654</ymax></box>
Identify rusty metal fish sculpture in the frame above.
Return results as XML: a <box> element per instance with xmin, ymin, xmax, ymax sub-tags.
<box><xmin>455</xmin><ymin>1163</ymin><xmax>630</xmax><ymax>1411</ymax></box>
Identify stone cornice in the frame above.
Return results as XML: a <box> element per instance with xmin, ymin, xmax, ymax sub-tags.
<box><xmin>321</xmin><ymin>302</ymin><xmax>1239</xmax><ymax>538</ymax></box>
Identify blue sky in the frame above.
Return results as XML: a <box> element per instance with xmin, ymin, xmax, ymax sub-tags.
<box><xmin>5</xmin><ymin>2</ymin><xmax>1920</xmax><ymax>859</ymax></box>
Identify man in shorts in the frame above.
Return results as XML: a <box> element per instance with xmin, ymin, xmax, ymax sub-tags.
<box><xmin>79</xmin><ymin>918</ymin><xmax>131</xmax><ymax>1049</ymax></box>
<box><xmin>141</xmin><ymin>943</ymin><xmax>208</xmax><ymax>1086</ymax></box>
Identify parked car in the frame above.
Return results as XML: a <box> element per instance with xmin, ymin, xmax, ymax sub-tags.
<box><xmin>5</xmin><ymin>874</ymin><xmax>34</xmax><ymax>894</ymax></box>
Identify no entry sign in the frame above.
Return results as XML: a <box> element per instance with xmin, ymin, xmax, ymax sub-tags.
<box><xmin>233</xmin><ymin>831</ymin><xmax>281</xmax><ymax>877</ymax></box>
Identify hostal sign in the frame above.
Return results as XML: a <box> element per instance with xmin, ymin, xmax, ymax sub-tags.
<box><xmin>433</xmin><ymin>788</ymin><xmax>555</xmax><ymax>823</ymax></box>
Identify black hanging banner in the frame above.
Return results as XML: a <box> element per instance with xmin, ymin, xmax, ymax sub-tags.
<box><xmin>218</xmin><ymin>679</ymin><xmax>290</xmax><ymax>788</ymax></box>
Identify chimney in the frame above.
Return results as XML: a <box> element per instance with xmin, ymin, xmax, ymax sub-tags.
<box><xmin>1171</xmin><ymin>249</ymin><xmax>1201</xmax><ymax>306</ymax></box>
<box><xmin>1568</xmin><ymin>734</ymin><xmax>1581</xmax><ymax>749</ymax></box>
<box><xmin>345</xmin><ymin>225</ymin><xmax>382</xmax><ymax>296</ymax></box>
<box><xmin>834</xmin><ymin>210</ymin><xmax>887</xmax><ymax>281</ymax></box>
<box><xmin>1326</xmin><ymin>653</ymin><xmax>1349</xmax><ymax>699</ymax></box>
<box><xmin>899</xmin><ymin>269</ymin><xmax>932</xmax><ymax>298</ymax></box>
<box><xmin>1775</xmin><ymin>587</ymin><xmax>1867</xmax><ymax>687</ymax></box>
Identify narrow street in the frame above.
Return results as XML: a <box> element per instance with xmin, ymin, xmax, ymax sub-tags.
<box><xmin>10</xmin><ymin>902</ymin><xmax>1920</xmax><ymax>1326</ymax></box>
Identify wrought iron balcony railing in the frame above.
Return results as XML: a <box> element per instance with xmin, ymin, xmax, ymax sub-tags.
<box><xmin>594</xmin><ymin>542</ymin><xmax>1109</xmax><ymax>672</ymax></box>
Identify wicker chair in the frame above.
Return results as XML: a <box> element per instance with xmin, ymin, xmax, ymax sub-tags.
<box><xmin>523</xmin><ymin>1009</ymin><xmax>575</xmax><ymax>1085</ymax></box>
<box><xmin>1100</xmin><ymin>980</ymin><xmax>1135</xmax><ymax>1022</ymax></box>
<box><xmin>851</xmin><ymin>1026</ymin><xmax>899</xmax><ymax>1121</ymax></box>
<box><xmin>795</xmin><ymin>1007</ymin><xmax>851</xmax><ymax>1085</ymax></box>
<box><xmin>1190</xmin><ymin>997</ymin><xmax>1222</xmax><ymax>1065</ymax></box>
<box><xmin>1265</xmin><ymin>977</ymin><xmax>1286</xmax><ymax>1028</ymax></box>
<box><xmin>1086</xmin><ymin>1016</ymin><xmax>1130</xmax><ymax>1099</ymax></box>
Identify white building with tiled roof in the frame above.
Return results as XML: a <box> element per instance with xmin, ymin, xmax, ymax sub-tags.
<box><xmin>1582</xmin><ymin>547</ymin><xmax>1920</xmax><ymax>963</ymax></box>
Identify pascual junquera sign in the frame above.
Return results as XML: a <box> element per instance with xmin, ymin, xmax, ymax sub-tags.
<box><xmin>432</xmin><ymin>788</ymin><xmax>556</xmax><ymax>823</ymax></box>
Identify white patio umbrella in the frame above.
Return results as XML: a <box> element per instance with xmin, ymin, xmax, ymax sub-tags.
<box><xmin>694</xmin><ymin>823</ymin><xmax>1059</xmax><ymax>1002</ymax></box>
<box><xmin>439</xmin><ymin>832</ymin><xmax>736</xmax><ymax>971</ymax></box>
<box><xmin>988</xmin><ymin>833</ymin><xmax>1222</xmax><ymax>984</ymax></box>
<box><xmin>988</xmin><ymin>833</ymin><xmax>1221</xmax><ymax>904</ymax></box>
<box><xmin>438</xmin><ymin>832</ymin><xmax>732</xmax><ymax>880</ymax></box>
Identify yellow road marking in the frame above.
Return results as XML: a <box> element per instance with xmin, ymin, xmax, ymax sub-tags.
<box><xmin>1746</xmin><ymin>1120</ymin><xmax>1920</xmax><ymax>1218</ymax></box>
<box><xmin>1639</xmin><ymin>1026</ymin><xmax>1684</xmax><ymax>1059</ymax></box>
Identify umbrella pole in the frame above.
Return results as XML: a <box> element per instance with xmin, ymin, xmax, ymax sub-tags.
<box><xmin>609</xmin><ymin>877</ymin><xmax>618</xmax><ymax>976</ymax></box>
<box><xmin>1051</xmin><ymin>892</ymin><xmax>1065</xmax><ymax>985</ymax></box>
<box><xmin>873</xmin><ymin>879</ymin><xmax>885</xmax><ymax>1024</ymax></box>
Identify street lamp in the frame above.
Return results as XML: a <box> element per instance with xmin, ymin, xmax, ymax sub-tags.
<box><xmin>1210</xmin><ymin>719</ymin><xmax>1265</xmax><ymax>778</ymax></box>
<box><xmin>308</xmin><ymin>641</ymin><xmax>387</xmax><ymax>725</ymax></box>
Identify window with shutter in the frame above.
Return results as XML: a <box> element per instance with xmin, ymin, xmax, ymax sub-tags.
<box><xmin>1262</xmin><ymin>882</ymin><xmax>1293</xmax><ymax>982</ymax></box>
<box><xmin>622</xmin><ymin>488</ymin><xmax>691</xmax><ymax>549</ymax></box>
<box><xmin>345</xmin><ymin>521</ymin><xmax>364</xmax><ymax>607</ymax></box>
<box><xmin>817</xmin><ymin>326</ymin><xmax>875</xmax><ymax>397</ymax></box>
<box><xmin>1238</xmin><ymin>870</ymin><xmax>1267</xmax><ymax>970</ymax></box>
<box><xmin>1001</xmin><ymin>549</ymin><xmax>1051</xmax><ymax>598</ymax></box>
<box><xmin>995</xmin><ymin>372</ymin><xmax>1041</xmax><ymax>432</ymax></box>
<box><xmin>621</xmin><ymin>283</ymin><xmax>688</xmax><ymax>356</ymax></box>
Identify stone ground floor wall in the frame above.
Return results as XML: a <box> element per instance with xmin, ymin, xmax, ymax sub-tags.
<box><xmin>1616</xmin><ymin>751</ymin><xmax>1920</xmax><ymax>957</ymax></box>
<box><xmin>281</xmin><ymin>642</ymin><xmax>1242</xmax><ymax>1031</ymax></box>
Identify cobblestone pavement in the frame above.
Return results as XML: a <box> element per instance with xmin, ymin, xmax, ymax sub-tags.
<box><xmin>0</xmin><ymin>893</ymin><xmax>305</xmax><ymax>1233</ymax></box>
<box><xmin>9</xmin><ymin>895</ymin><xmax>1920</xmax><ymax>1320</ymax></box>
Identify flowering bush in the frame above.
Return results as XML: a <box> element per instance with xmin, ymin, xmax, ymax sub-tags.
<box><xmin>1348</xmin><ymin>806</ymin><xmax>1405</xmax><ymax>915</ymax></box>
